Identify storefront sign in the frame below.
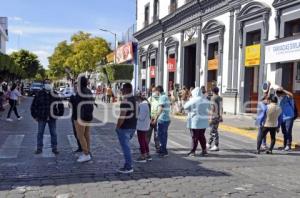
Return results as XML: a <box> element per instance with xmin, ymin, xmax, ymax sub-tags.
<box><xmin>116</xmin><ymin>42</ymin><xmax>133</xmax><ymax>64</ymax></box>
<box><xmin>245</xmin><ymin>44</ymin><xmax>261</xmax><ymax>67</ymax></box>
<box><xmin>141</xmin><ymin>69</ymin><xmax>146</xmax><ymax>80</ymax></box>
<box><xmin>150</xmin><ymin>66</ymin><xmax>156</xmax><ymax>78</ymax></box>
<box><xmin>208</xmin><ymin>58</ymin><xmax>219</xmax><ymax>70</ymax></box>
<box><xmin>167</xmin><ymin>58</ymin><xmax>176</xmax><ymax>72</ymax></box>
<box><xmin>266</xmin><ymin>38</ymin><xmax>300</xmax><ymax>64</ymax></box>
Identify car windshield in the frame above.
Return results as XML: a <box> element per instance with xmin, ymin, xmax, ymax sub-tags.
<box><xmin>31</xmin><ymin>83</ymin><xmax>43</xmax><ymax>88</ymax></box>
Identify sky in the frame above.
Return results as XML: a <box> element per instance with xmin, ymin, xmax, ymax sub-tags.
<box><xmin>1</xmin><ymin>0</ymin><xmax>136</xmax><ymax>68</ymax></box>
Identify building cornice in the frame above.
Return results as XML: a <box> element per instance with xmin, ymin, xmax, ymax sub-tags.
<box><xmin>273</xmin><ymin>0</ymin><xmax>300</xmax><ymax>9</ymax></box>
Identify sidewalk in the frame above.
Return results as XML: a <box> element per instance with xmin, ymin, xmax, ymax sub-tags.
<box><xmin>173</xmin><ymin>113</ymin><xmax>300</xmax><ymax>149</ymax></box>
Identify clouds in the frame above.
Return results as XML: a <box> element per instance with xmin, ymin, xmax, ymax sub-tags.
<box><xmin>32</xmin><ymin>50</ymin><xmax>51</xmax><ymax>68</ymax></box>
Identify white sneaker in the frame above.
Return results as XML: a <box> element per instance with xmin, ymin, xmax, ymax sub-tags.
<box><xmin>206</xmin><ymin>143</ymin><xmax>211</xmax><ymax>149</ymax></box>
<box><xmin>17</xmin><ymin>116</ymin><xmax>23</xmax><ymax>121</ymax></box>
<box><xmin>209</xmin><ymin>145</ymin><xmax>219</xmax><ymax>152</ymax></box>
<box><xmin>77</xmin><ymin>154</ymin><xmax>91</xmax><ymax>163</ymax></box>
<box><xmin>6</xmin><ymin>118</ymin><xmax>13</xmax><ymax>122</ymax></box>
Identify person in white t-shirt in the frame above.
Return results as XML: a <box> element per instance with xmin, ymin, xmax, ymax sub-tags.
<box><xmin>6</xmin><ymin>83</ymin><xmax>23</xmax><ymax>122</ymax></box>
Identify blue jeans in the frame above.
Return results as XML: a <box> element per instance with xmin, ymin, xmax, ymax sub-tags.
<box><xmin>257</xmin><ymin>127</ymin><xmax>267</xmax><ymax>146</ymax></box>
<box><xmin>281</xmin><ymin>118</ymin><xmax>294</xmax><ymax>147</ymax></box>
<box><xmin>116</xmin><ymin>128</ymin><xmax>135</xmax><ymax>169</ymax></box>
<box><xmin>157</xmin><ymin>121</ymin><xmax>170</xmax><ymax>154</ymax></box>
<box><xmin>37</xmin><ymin>119</ymin><xmax>57</xmax><ymax>150</ymax></box>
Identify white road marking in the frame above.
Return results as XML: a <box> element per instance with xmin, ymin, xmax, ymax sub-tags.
<box><xmin>67</xmin><ymin>135</ymin><xmax>79</xmax><ymax>152</ymax></box>
<box><xmin>0</xmin><ymin>135</ymin><xmax>24</xmax><ymax>159</ymax></box>
<box><xmin>35</xmin><ymin>135</ymin><xmax>55</xmax><ymax>158</ymax></box>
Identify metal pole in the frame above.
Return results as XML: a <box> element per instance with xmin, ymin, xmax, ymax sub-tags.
<box><xmin>114</xmin><ymin>33</ymin><xmax>117</xmax><ymax>64</ymax></box>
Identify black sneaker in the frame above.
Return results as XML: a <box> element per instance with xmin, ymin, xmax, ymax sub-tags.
<box><xmin>159</xmin><ymin>152</ymin><xmax>169</xmax><ymax>158</ymax></box>
<box><xmin>117</xmin><ymin>167</ymin><xmax>134</xmax><ymax>174</ymax></box>
<box><xmin>75</xmin><ymin>148</ymin><xmax>82</xmax><ymax>153</ymax></box>
<box><xmin>134</xmin><ymin>157</ymin><xmax>147</xmax><ymax>163</ymax></box>
<box><xmin>266</xmin><ymin>150</ymin><xmax>273</xmax><ymax>154</ymax></box>
<box><xmin>35</xmin><ymin>149</ymin><xmax>42</xmax><ymax>154</ymax></box>
<box><xmin>201</xmin><ymin>150</ymin><xmax>208</xmax><ymax>156</ymax></box>
<box><xmin>52</xmin><ymin>149</ymin><xmax>59</xmax><ymax>155</ymax></box>
<box><xmin>256</xmin><ymin>150</ymin><xmax>261</xmax><ymax>155</ymax></box>
<box><xmin>146</xmin><ymin>155</ymin><xmax>152</xmax><ymax>161</ymax></box>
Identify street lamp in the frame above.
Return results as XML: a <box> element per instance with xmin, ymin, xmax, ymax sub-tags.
<box><xmin>99</xmin><ymin>28</ymin><xmax>118</xmax><ymax>64</ymax></box>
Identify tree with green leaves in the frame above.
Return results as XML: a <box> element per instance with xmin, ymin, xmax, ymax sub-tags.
<box><xmin>48</xmin><ymin>31</ymin><xmax>111</xmax><ymax>79</ymax></box>
<box><xmin>10</xmin><ymin>49</ymin><xmax>41</xmax><ymax>79</ymax></box>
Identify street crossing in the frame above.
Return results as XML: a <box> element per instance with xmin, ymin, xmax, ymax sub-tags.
<box><xmin>0</xmin><ymin>129</ymin><xmax>259</xmax><ymax>160</ymax></box>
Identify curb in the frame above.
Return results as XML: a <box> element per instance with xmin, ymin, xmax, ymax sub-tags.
<box><xmin>173</xmin><ymin>115</ymin><xmax>299</xmax><ymax>149</ymax></box>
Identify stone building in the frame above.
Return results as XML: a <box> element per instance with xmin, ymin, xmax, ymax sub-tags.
<box><xmin>134</xmin><ymin>0</ymin><xmax>300</xmax><ymax>114</ymax></box>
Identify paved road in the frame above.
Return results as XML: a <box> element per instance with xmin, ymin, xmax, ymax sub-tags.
<box><xmin>0</xmin><ymin>97</ymin><xmax>299</xmax><ymax>198</ymax></box>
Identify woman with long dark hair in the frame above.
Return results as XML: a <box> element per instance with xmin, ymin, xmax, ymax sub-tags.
<box><xmin>6</xmin><ymin>83</ymin><xmax>22</xmax><ymax>122</ymax></box>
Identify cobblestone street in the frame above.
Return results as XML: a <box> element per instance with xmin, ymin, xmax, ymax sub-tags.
<box><xmin>0</xmin><ymin>98</ymin><xmax>300</xmax><ymax>198</ymax></box>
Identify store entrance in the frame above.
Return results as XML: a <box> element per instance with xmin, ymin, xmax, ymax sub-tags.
<box><xmin>183</xmin><ymin>44</ymin><xmax>196</xmax><ymax>88</ymax></box>
<box><xmin>244</xmin><ymin>67</ymin><xmax>259</xmax><ymax>113</ymax></box>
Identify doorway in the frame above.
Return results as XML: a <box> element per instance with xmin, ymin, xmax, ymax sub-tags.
<box><xmin>183</xmin><ymin>44</ymin><xmax>196</xmax><ymax>88</ymax></box>
<box><xmin>244</xmin><ymin>67</ymin><xmax>259</xmax><ymax>113</ymax></box>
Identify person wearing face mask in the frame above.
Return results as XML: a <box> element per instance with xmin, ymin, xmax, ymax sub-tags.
<box><xmin>31</xmin><ymin>83</ymin><xmax>63</xmax><ymax>155</ymax></box>
<box><xmin>69</xmin><ymin>82</ymin><xmax>82</xmax><ymax>153</ymax></box>
<box><xmin>146</xmin><ymin>87</ymin><xmax>160</xmax><ymax>152</ymax></box>
<box><xmin>276</xmin><ymin>87</ymin><xmax>297</xmax><ymax>151</ymax></box>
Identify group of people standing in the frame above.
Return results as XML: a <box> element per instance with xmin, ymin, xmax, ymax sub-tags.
<box><xmin>256</xmin><ymin>86</ymin><xmax>297</xmax><ymax>154</ymax></box>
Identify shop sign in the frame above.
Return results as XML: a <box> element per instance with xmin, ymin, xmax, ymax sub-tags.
<box><xmin>266</xmin><ymin>38</ymin><xmax>300</xmax><ymax>64</ymax></box>
<box><xmin>116</xmin><ymin>42</ymin><xmax>133</xmax><ymax>64</ymax></box>
<box><xmin>141</xmin><ymin>69</ymin><xmax>146</xmax><ymax>80</ymax></box>
<box><xmin>167</xmin><ymin>58</ymin><xmax>176</xmax><ymax>72</ymax></box>
<box><xmin>150</xmin><ymin>66</ymin><xmax>156</xmax><ymax>78</ymax></box>
<box><xmin>208</xmin><ymin>58</ymin><xmax>219</xmax><ymax>70</ymax></box>
<box><xmin>245</xmin><ymin>44</ymin><xmax>261</xmax><ymax>67</ymax></box>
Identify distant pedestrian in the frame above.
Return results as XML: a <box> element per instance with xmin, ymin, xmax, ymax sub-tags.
<box><xmin>73</xmin><ymin>76</ymin><xmax>95</xmax><ymax>163</ymax></box>
<box><xmin>6</xmin><ymin>83</ymin><xmax>23</xmax><ymax>122</ymax></box>
<box><xmin>116</xmin><ymin>83</ymin><xmax>137</xmax><ymax>174</ymax></box>
<box><xmin>147</xmin><ymin>87</ymin><xmax>160</xmax><ymax>153</ymax></box>
<box><xmin>256</xmin><ymin>94</ymin><xmax>269</xmax><ymax>150</ymax></box>
<box><xmin>31</xmin><ymin>84</ymin><xmax>64</xmax><ymax>155</ymax></box>
<box><xmin>135</xmin><ymin>95</ymin><xmax>151</xmax><ymax>163</ymax></box>
<box><xmin>106</xmin><ymin>85</ymin><xmax>113</xmax><ymax>103</ymax></box>
<box><xmin>276</xmin><ymin>87</ymin><xmax>297</xmax><ymax>151</ymax></box>
<box><xmin>184</xmin><ymin>87</ymin><xmax>210</xmax><ymax>157</ymax></box>
<box><xmin>257</xmin><ymin>95</ymin><xmax>282</xmax><ymax>154</ymax></box>
<box><xmin>154</xmin><ymin>86</ymin><xmax>171</xmax><ymax>158</ymax></box>
<box><xmin>0</xmin><ymin>79</ymin><xmax>4</xmax><ymax>111</ymax></box>
<box><xmin>207</xmin><ymin>87</ymin><xmax>223</xmax><ymax>151</ymax></box>
<box><xmin>69</xmin><ymin>82</ymin><xmax>82</xmax><ymax>153</ymax></box>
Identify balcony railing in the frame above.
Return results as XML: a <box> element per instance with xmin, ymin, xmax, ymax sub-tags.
<box><xmin>169</xmin><ymin>3</ymin><xmax>177</xmax><ymax>14</ymax></box>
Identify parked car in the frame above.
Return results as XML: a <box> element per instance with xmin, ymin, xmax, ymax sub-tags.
<box><xmin>29</xmin><ymin>82</ymin><xmax>43</xmax><ymax>96</ymax></box>
<box><xmin>23</xmin><ymin>83</ymin><xmax>31</xmax><ymax>95</ymax></box>
<box><xmin>59</xmin><ymin>87</ymin><xmax>74</xmax><ymax>100</ymax></box>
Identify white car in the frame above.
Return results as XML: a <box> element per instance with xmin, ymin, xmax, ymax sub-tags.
<box><xmin>59</xmin><ymin>87</ymin><xmax>74</xmax><ymax>100</ymax></box>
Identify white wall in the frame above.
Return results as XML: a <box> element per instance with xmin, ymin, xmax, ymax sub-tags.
<box><xmin>137</xmin><ymin>0</ymin><xmax>189</xmax><ymax>32</ymax></box>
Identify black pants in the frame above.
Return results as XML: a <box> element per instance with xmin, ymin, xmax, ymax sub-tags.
<box><xmin>7</xmin><ymin>99</ymin><xmax>20</xmax><ymax>118</ymax></box>
<box><xmin>257</xmin><ymin>127</ymin><xmax>277</xmax><ymax>151</ymax></box>
<box><xmin>72</xmin><ymin>119</ymin><xmax>82</xmax><ymax>151</ymax></box>
<box><xmin>191</xmin><ymin>129</ymin><xmax>207</xmax><ymax>152</ymax></box>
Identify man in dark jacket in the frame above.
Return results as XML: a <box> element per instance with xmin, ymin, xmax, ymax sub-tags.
<box><xmin>31</xmin><ymin>84</ymin><xmax>63</xmax><ymax>155</ymax></box>
<box><xmin>74</xmin><ymin>76</ymin><xmax>95</xmax><ymax>163</ymax></box>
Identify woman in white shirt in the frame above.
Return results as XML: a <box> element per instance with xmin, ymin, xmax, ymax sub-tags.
<box><xmin>135</xmin><ymin>95</ymin><xmax>151</xmax><ymax>163</ymax></box>
<box><xmin>6</xmin><ymin>83</ymin><xmax>23</xmax><ymax>121</ymax></box>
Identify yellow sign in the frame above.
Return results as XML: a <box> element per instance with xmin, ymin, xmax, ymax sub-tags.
<box><xmin>208</xmin><ymin>58</ymin><xmax>219</xmax><ymax>70</ymax></box>
<box><xmin>106</xmin><ymin>52</ymin><xmax>115</xmax><ymax>63</ymax></box>
<box><xmin>245</xmin><ymin>44</ymin><xmax>261</xmax><ymax>67</ymax></box>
